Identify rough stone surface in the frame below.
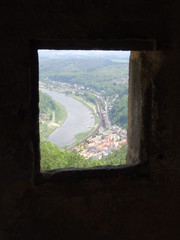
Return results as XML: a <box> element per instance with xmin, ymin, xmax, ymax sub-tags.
<box><xmin>0</xmin><ymin>1</ymin><xmax>180</xmax><ymax>239</ymax></box>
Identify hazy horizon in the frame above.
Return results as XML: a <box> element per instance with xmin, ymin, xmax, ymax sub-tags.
<box><xmin>38</xmin><ymin>50</ymin><xmax>130</xmax><ymax>60</ymax></box>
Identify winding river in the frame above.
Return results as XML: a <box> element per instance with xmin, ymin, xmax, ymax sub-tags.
<box><xmin>40</xmin><ymin>88</ymin><xmax>95</xmax><ymax>148</ymax></box>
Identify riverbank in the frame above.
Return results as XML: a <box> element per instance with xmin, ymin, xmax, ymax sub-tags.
<box><xmin>66</xmin><ymin>93</ymin><xmax>99</xmax><ymax>147</ymax></box>
<box><xmin>40</xmin><ymin>89</ymin><xmax>96</xmax><ymax>148</ymax></box>
<box><xmin>70</xmin><ymin>93</ymin><xmax>99</xmax><ymax>125</ymax></box>
<box><xmin>40</xmin><ymin>100</ymin><xmax>67</xmax><ymax>139</ymax></box>
<box><xmin>40</xmin><ymin>89</ymin><xmax>100</xmax><ymax>147</ymax></box>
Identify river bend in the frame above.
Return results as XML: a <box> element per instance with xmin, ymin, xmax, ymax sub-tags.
<box><xmin>40</xmin><ymin>88</ymin><xmax>95</xmax><ymax>148</ymax></box>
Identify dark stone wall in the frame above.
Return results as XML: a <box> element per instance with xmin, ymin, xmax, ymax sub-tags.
<box><xmin>0</xmin><ymin>1</ymin><xmax>180</xmax><ymax>239</ymax></box>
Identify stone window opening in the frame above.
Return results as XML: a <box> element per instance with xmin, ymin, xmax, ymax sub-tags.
<box><xmin>30</xmin><ymin>39</ymin><xmax>155</xmax><ymax>183</ymax></box>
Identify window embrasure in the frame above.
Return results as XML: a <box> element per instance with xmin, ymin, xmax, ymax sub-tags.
<box><xmin>38</xmin><ymin>50</ymin><xmax>129</xmax><ymax>170</ymax></box>
<box><xmin>31</xmin><ymin>40</ymin><xmax>155</xmax><ymax>180</ymax></box>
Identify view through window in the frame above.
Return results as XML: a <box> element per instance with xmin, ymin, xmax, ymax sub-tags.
<box><xmin>38</xmin><ymin>50</ymin><xmax>130</xmax><ymax>170</ymax></box>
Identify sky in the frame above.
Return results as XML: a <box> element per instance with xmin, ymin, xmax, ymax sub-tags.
<box><xmin>38</xmin><ymin>50</ymin><xmax>130</xmax><ymax>60</ymax></box>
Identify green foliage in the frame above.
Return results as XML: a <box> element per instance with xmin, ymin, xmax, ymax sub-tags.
<box><xmin>75</xmin><ymin>131</ymin><xmax>91</xmax><ymax>142</ymax></box>
<box><xmin>41</xmin><ymin>139</ymin><xmax>92</xmax><ymax>170</ymax></box>
<box><xmin>54</xmin><ymin>102</ymin><xmax>67</xmax><ymax>123</ymax></box>
<box><xmin>40</xmin><ymin>139</ymin><xmax>66</xmax><ymax>169</ymax></box>
<box><xmin>39</xmin><ymin>91</ymin><xmax>67</xmax><ymax>138</ymax></box>
<box><xmin>39</xmin><ymin>91</ymin><xmax>67</xmax><ymax>123</ymax></box>
<box><xmin>102</xmin><ymin>144</ymin><xmax>127</xmax><ymax>165</ymax></box>
<box><xmin>39</xmin><ymin>91</ymin><xmax>56</xmax><ymax>114</ymax></box>
<box><xmin>109</xmin><ymin>95</ymin><xmax>128</xmax><ymax>129</ymax></box>
<box><xmin>40</xmin><ymin>139</ymin><xmax>127</xmax><ymax>170</ymax></box>
<box><xmin>83</xmin><ymin>92</ymin><xmax>96</xmax><ymax>104</ymax></box>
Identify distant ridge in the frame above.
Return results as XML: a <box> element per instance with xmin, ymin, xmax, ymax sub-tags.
<box><xmin>38</xmin><ymin>50</ymin><xmax>130</xmax><ymax>60</ymax></box>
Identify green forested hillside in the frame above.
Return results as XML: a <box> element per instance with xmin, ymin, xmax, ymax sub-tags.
<box><xmin>39</xmin><ymin>91</ymin><xmax>67</xmax><ymax>138</ymax></box>
<box><xmin>39</xmin><ymin>91</ymin><xmax>56</xmax><ymax>114</ymax></box>
<box><xmin>109</xmin><ymin>95</ymin><xmax>128</xmax><ymax>129</ymax></box>
<box><xmin>39</xmin><ymin>91</ymin><xmax>67</xmax><ymax>122</ymax></box>
<box><xmin>39</xmin><ymin>58</ymin><xmax>129</xmax><ymax>97</ymax></box>
<box><xmin>41</xmin><ymin>139</ymin><xmax>126</xmax><ymax>170</ymax></box>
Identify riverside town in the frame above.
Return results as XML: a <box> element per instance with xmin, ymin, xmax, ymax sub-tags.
<box><xmin>39</xmin><ymin>50</ymin><xmax>129</xmax><ymax>169</ymax></box>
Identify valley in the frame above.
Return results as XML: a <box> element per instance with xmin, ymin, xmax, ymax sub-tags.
<box><xmin>39</xmin><ymin>50</ymin><xmax>129</xmax><ymax>169</ymax></box>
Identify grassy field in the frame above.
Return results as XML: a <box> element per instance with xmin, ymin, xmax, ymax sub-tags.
<box><xmin>75</xmin><ymin>130</ymin><xmax>92</xmax><ymax>142</ymax></box>
<box><xmin>55</xmin><ymin>102</ymin><xmax>67</xmax><ymax>123</ymax></box>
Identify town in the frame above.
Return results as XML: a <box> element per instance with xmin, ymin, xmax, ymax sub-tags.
<box><xmin>74</xmin><ymin>126</ymin><xmax>127</xmax><ymax>160</ymax></box>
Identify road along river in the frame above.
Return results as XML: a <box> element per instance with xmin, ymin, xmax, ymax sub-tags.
<box><xmin>40</xmin><ymin>88</ymin><xmax>95</xmax><ymax>148</ymax></box>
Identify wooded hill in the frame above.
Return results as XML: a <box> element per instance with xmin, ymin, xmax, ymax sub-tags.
<box><xmin>39</xmin><ymin>90</ymin><xmax>56</xmax><ymax>114</ymax></box>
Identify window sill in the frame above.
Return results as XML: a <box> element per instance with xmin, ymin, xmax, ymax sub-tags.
<box><xmin>35</xmin><ymin>162</ymin><xmax>149</xmax><ymax>184</ymax></box>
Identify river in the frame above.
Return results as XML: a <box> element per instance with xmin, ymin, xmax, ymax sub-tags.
<box><xmin>40</xmin><ymin>88</ymin><xmax>95</xmax><ymax>148</ymax></box>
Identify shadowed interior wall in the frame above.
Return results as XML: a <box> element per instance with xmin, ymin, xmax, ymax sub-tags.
<box><xmin>0</xmin><ymin>1</ymin><xmax>180</xmax><ymax>239</ymax></box>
